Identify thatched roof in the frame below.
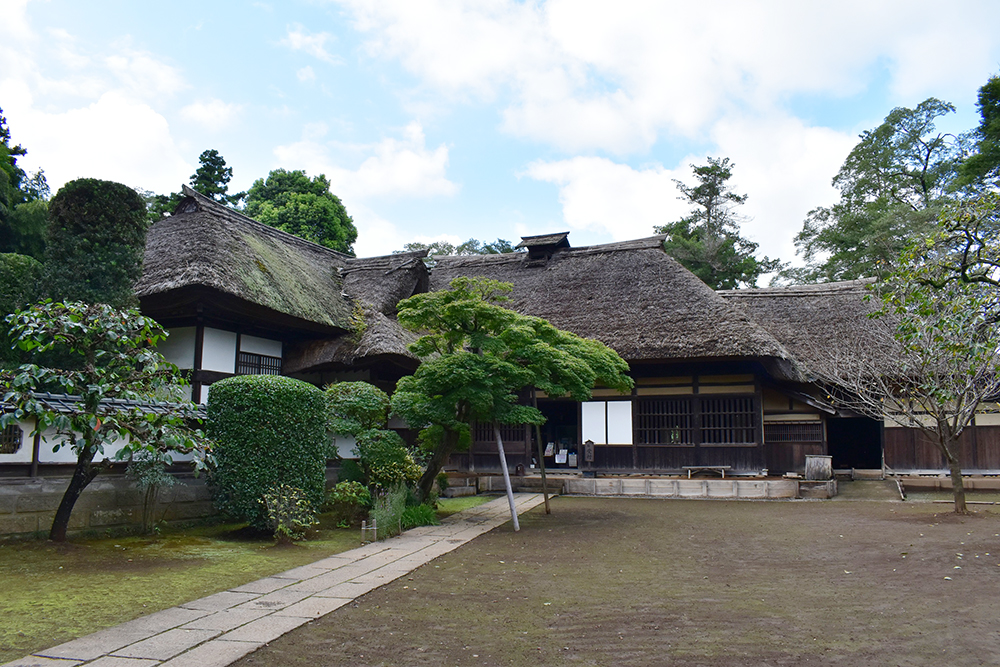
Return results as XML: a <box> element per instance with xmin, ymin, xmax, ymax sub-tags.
<box><xmin>516</xmin><ymin>232</ymin><xmax>570</xmax><ymax>250</ymax></box>
<box><xmin>136</xmin><ymin>186</ymin><xmax>355</xmax><ymax>333</ymax></box>
<box><xmin>718</xmin><ymin>280</ymin><xmax>894</xmax><ymax>380</ymax></box>
<box><xmin>341</xmin><ymin>250</ymin><xmax>429</xmax><ymax>316</ymax></box>
<box><xmin>430</xmin><ymin>235</ymin><xmax>799</xmax><ymax>376</ymax></box>
<box><xmin>283</xmin><ymin>308</ymin><xmax>419</xmax><ymax>374</ymax></box>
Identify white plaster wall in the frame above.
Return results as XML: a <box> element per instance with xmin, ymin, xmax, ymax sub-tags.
<box><xmin>202</xmin><ymin>328</ymin><xmax>237</xmax><ymax>373</ymax></box>
<box><xmin>607</xmin><ymin>401</ymin><xmax>633</xmax><ymax>445</ymax></box>
<box><xmin>37</xmin><ymin>425</ymin><xmax>130</xmax><ymax>463</ymax></box>
<box><xmin>582</xmin><ymin>401</ymin><xmax>607</xmax><ymax>445</ymax></box>
<box><xmin>332</xmin><ymin>434</ymin><xmax>358</xmax><ymax>459</ymax></box>
<box><xmin>159</xmin><ymin>327</ymin><xmax>196</xmax><ymax>369</ymax></box>
<box><xmin>0</xmin><ymin>420</ymin><xmax>32</xmax><ymax>463</ymax></box>
<box><xmin>239</xmin><ymin>334</ymin><xmax>282</xmax><ymax>358</ymax></box>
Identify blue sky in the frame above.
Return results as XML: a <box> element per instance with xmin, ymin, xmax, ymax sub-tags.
<box><xmin>2</xmin><ymin>0</ymin><xmax>999</xmax><ymax>263</ymax></box>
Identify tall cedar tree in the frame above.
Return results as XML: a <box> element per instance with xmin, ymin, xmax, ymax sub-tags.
<box><xmin>42</xmin><ymin>179</ymin><xmax>147</xmax><ymax>308</ymax></box>
<box><xmin>189</xmin><ymin>149</ymin><xmax>245</xmax><ymax>206</ymax></box>
<box><xmin>245</xmin><ymin>169</ymin><xmax>357</xmax><ymax>255</ymax></box>
<box><xmin>656</xmin><ymin>157</ymin><xmax>781</xmax><ymax>289</ymax></box>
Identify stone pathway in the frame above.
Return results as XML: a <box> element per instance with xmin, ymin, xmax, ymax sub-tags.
<box><xmin>4</xmin><ymin>494</ymin><xmax>545</xmax><ymax>667</ymax></box>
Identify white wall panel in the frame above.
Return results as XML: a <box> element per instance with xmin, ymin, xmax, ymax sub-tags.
<box><xmin>582</xmin><ymin>401</ymin><xmax>607</xmax><ymax>445</ymax></box>
<box><xmin>239</xmin><ymin>334</ymin><xmax>282</xmax><ymax>357</ymax></box>
<box><xmin>159</xmin><ymin>327</ymin><xmax>196</xmax><ymax>369</ymax></box>
<box><xmin>607</xmin><ymin>401</ymin><xmax>633</xmax><ymax>445</ymax></box>
<box><xmin>202</xmin><ymin>328</ymin><xmax>237</xmax><ymax>373</ymax></box>
<box><xmin>0</xmin><ymin>420</ymin><xmax>32</xmax><ymax>463</ymax></box>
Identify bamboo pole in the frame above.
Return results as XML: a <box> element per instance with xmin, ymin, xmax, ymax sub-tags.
<box><xmin>494</xmin><ymin>423</ymin><xmax>520</xmax><ymax>532</ymax></box>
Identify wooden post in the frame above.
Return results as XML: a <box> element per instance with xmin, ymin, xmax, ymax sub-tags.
<box><xmin>494</xmin><ymin>423</ymin><xmax>520</xmax><ymax>532</ymax></box>
<box><xmin>531</xmin><ymin>391</ymin><xmax>551</xmax><ymax>514</ymax></box>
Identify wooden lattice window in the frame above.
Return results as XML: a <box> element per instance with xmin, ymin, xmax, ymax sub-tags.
<box><xmin>473</xmin><ymin>422</ymin><xmax>525</xmax><ymax>443</ymax></box>
<box><xmin>635</xmin><ymin>398</ymin><xmax>694</xmax><ymax>445</ymax></box>
<box><xmin>0</xmin><ymin>423</ymin><xmax>22</xmax><ymax>454</ymax></box>
<box><xmin>764</xmin><ymin>421</ymin><xmax>823</xmax><ymax>443</ymax></box>
<box><xmin>700</xmin><ymin>397</ymin><xmax>757</xmax><ymax>445</ymax></box>
<box><xmin>236</xmin><ymin>351</ymin><xmax>282</xmax><ymax>376</ymax></box>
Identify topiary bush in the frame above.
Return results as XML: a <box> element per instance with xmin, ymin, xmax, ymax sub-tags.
<box><xmin>325</xmin><ymin>381</ymin><xmax>390</xmax><ymax>435</ymax></box>
<box><xmin>207</xmin><ymin>375</ymin><xmax>328</xmax><ymax>531</ymax></box>
<box><xmin>42</xmin><ymin>178</ymin><xmax>147</xmax><ymax>308</ymax></box>
<box><xmin>356</xmin><ymin>429</ymin><xmax>422</xmax><ymax>490</ymax></box>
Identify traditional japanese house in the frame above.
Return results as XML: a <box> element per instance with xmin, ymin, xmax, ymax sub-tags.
<box><xmin>429</xmin><ymin>233</ymin><xmax>847</xmax><ymax>475</ymax></box>
<box><xmin>720</xmin><ymin>281</ymin><xmax>1000</xmax><ymax>474</ymax></box>
<box><xmin>135</xmin><ymin>186</ymin><xmax>427</xmax><ymax>403</ymax></box>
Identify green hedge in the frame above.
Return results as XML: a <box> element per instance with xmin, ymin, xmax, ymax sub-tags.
<box><xmin>43</xmin><ymin>178</ymin><xmax>147</xmax><ymax>308</ymax></box>
<box><xmin>207</xmin><ymin>375</ymin><xmax>328</xmax><ymax>530</ymax></box>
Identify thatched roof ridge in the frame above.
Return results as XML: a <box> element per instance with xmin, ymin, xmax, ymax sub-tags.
<box><xmin>136</xmin><ymin>186</ymin><xmax>355</xmax><ymax>331</ymax></box>
<box><xmin>516</xmin><ymin>231</ymin><xmax>570</xmax><ymax>249</ymax></box>
<box><xmin>430</xmin><ymin>234</ymin><xmax>799</xmax><ymax>374</ymax></box>
<box><xmin>719</xmin><ymin>279</ymin><xmax>891</xmax><ymax>380</ymax></box>
<box><xmin>341</xmin><ymin>250</ymin><xmax>430</xmax><ymax>315</ymax></box>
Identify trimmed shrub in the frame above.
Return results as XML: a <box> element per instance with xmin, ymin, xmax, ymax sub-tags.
<box><xmin>207</xmin><ymin>375</ymin><xmax>328</xmax><ymax>531</ymax></box>
<box><xmin>43</xmin><ymin>178</ymin><xmax>147</xmax><ymax>308</ymax></box>
<box><xmin>325</xmin><ymin>381</ymin><xmax>390</xmax><ymax>435</ymax></box>
<box><xmin>356</xmin><ymin>429</ymin><xmax>421</xmax><ymax>490</ymax></box>
<box><xmin>324</xmin><ymin>480</ymin><xmax>371</xmax><ymax>527</ymax></box>
<box><xmin>263</xmin><ymin>483</ymin><xmax>317</xmax><ymax>543</ymax></box>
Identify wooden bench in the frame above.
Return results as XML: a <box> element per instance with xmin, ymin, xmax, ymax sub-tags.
<box><xmin>683</xmin><ymin>465</ymin><xmax>732</xmax><ymax>479</ymax></box>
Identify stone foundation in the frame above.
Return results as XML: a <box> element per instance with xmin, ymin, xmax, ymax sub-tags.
<box><xmin>0</xmin><ymin>474</ymin><xmax>217</xmax><ymax>538</ymax></box>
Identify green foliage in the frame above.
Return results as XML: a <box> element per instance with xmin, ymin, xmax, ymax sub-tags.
<box><xmin>355</xmin><ymin>429</ymin><xmax>422</xmax><ymax>489</ymax></box>
<box><xmin>190</xmin><ymin>149</ymin><xmax>245</xmax><ymax>206</ymax></box>
<box><xmin>263</xmin><ymin>483</ymin><xmax>318</xmax><ymax>543</ymax></box>
<box><xmin>392</xmin><ymin>276</ymin><xmax>633</xmax><ymax>501</ymax></box>
<box><xmin>370</xmin><ymin>484</ymin><xmax>407</xmax><ymax>540</ymax></box>
<box><xmin>787</xmin><ymin>98</ymin><xmax>964</xmax><ymax>282</ymax></box>
<box><xmin>401</xmin><ymin>503</ymin><xmax>439</xmax><ymax>530</ymax></box>
<box><xmin>0</xmin><ymin>255</ymin><xmax>42</xmax><ymax>357</ymax></box>
<box><xmin>436</xmin><ymin>471</ymin><xmax>450</xmax><ymax>493</ymax></box>
<box><xmin>325</xmin><ymin>381</ymin><xmax>389</xmax><ymax>436</ymax></box>
<box><xmin>655</xmin><ymin>157</ymin><xmax>782</xmax><ymax>289</ymax></box>
<box><xmin>324</xmin><ymin>480</ymin><xmax>371</xmax><ymax>527</ymax></box>
<box><xmin>398</xmin><ymin>237</ymin><xmax>519</xmax><ymax>260</ymax></box>
<box><xmin>0</xmin><ymin>300</ymin><xmax>207</xmax><ymax>540</ymax></box>
<box><xmin>125</xmin><ymin>449</ymin><xmax>177</xmax><ymax>535</ymax></box>
<box><xmin>958</xmin><ymin>73</ymin><xmax>1000</xmax><ymax>188</ymax></box>
<box><xmin>2</xmin><ymin>199</ymin><xmax>48</xmax><ymax>260</ymax></box>
<box><xmin>207</xmin><ymin>375</ymin><xmax>328</xmax><ymax>531</ymax></box>
<box><xmin>42</xmin><ymin>179</ymin><xmax>148</xmax><ymax>308</ymax></box>
<box><xmin>337</xmin><ymin>458</ymin><xmax>365</xmax><ymax>484</ymax></box>
<box><xmin>0</xmin><ymin>109</ymin><xmax>48</xmax><ymax>258</ymax></box>
<box><xmin>245</xmin><ymin>169</ymin><xmax>357</xmax><ymax>255</ymax></box>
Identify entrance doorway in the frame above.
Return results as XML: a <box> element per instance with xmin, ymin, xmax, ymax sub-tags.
<box><xmin>828</xmin><ymin>417</ymin><xmax>882</xmax><ymax>469</ymax></box>
<box><xmin>535</xmin><ymin>401</ymin><xmax>579</xmax><ymax>469</ymax></box>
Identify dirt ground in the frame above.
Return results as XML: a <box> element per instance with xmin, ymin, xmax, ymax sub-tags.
<box><xmin>235</xmin><ymin>496</ymin><xmax>1000</xmax><ymax>667</ymax></box>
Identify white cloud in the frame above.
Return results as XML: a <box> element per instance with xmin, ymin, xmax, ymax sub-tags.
<box><xmin>4</xmin><ymin>86</ymin><xmax>190</xmax><ymax>193</ymax></box>
<box><xmin>274</xmin><ymin>121</ymin><xmax>459</xmax><ymax>200</ymax></box>
<box><xmin>525</xmin><ymin>114</ymin><xmax>857</xmax><ymax>263</ymax></box>
<box><xmin>180</xmin><ymin>99</ymin><xmax>242</xmax><ymax>130</ymax></box>
<box><xmin>105</xmin><ymin>46</ymin><xmax>186</xmax><ymax>99</ymax></box>
<box><xmin>297</xmin><ymin>65</ymin><xmax>316</xmax><ymax>82</ymax></box>
<box><xmin>337</xmin><ymin>0</ymin><xmax>1000</xmax><ymax>153</ymax></box>
<box><xmin>350</xmin><ymin>203</ymin><xmax>408</xmax><ymax>258</ymax></box>
<box><xmin>280</xmin><ymin>24</ymin><xmax>342</xmax><ymax>65</ymax></box>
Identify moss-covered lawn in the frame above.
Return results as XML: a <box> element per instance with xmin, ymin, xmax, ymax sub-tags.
<box><xmin>235</xmin><ymin>497</ymin><xmax>1000</xmax><ymax>667</ymax></box>
<box><xmin>0</xmin><ymin>496</ymin><xmax>490</xmax><ymax>664</ymax></box>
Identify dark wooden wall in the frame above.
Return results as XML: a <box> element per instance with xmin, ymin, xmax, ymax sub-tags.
<box><xmin>885</xmin><ymin>425</ymin><xmax>1000</xmax><ymax>471</ymax></box>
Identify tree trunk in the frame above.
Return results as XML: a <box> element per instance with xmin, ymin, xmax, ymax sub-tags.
<box><xmin>417</xmin><ymin>429</ymin><xmax>460</xmax><ymax>503</ymax></box>
<box><xmin>49</xmin><ymin>445</ymin><xmax>101</xmax><ymax>542</ymax></box>
<box><xmin>945</xmin><ymin>448</ymin><xmax>968</xmax><ymax>514</ymax></box>
<box><xmin>494</xmin><ymin>423</ymin><xmax>519</xmax><ymax>532</ymax></box>
<box><xmin>531</xmin><ymin>392</ymin><xmax>551</xmax><ymax>515</ymax></box>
